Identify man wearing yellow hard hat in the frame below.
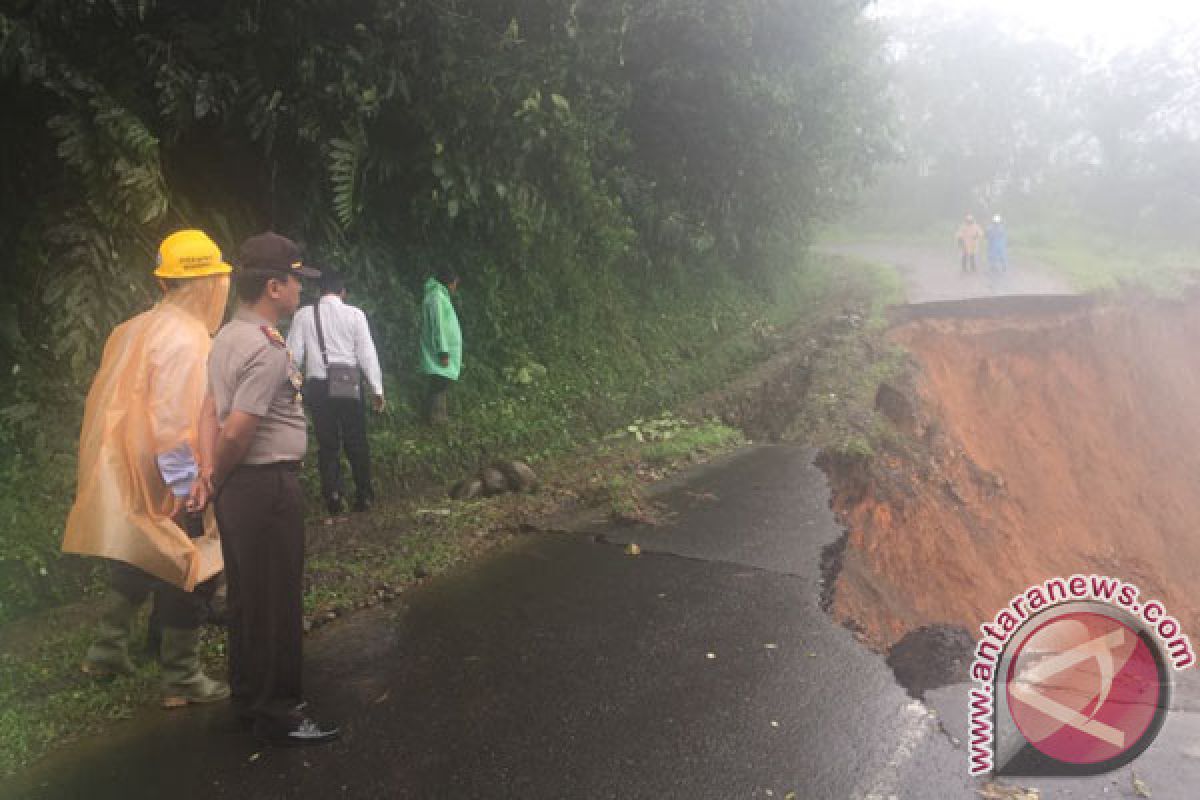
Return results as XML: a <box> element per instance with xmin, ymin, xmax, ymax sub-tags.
<box><xmin>63</xmin><ymin>229</ymin><xmax>233</xmax><ymax>708</ymax></box>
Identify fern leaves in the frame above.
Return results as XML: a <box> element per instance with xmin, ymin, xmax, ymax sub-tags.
<box><xmin>329</xmin><ymin>133</ymin><xmax>365</xmax><ymax>229</ymax></box>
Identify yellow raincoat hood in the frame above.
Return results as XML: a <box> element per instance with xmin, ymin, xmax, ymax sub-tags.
<box><xmin>62</xmin><ymin>274</ymin><xmax>230</xmax><ymax>589</ymax></box>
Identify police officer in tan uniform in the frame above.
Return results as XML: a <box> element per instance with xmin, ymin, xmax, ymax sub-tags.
<box><xmin>206</xmin><ymin>232</ymin><xmax>338</xmax><ymax>745</ymax></box>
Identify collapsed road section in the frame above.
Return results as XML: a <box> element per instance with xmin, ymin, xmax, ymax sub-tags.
<box><xmin>824</xmin><ymin>293</ymin><xmax>1200</xmax><ymax>652</ymax></box>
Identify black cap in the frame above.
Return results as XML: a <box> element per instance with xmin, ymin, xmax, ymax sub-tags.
<box><xmin>238</xmin><ymin>232</ymin><xmax>321</xmax><ymax>279</ymax></box>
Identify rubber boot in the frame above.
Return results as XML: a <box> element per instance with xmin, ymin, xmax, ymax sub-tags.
<box><xmin>160</xmin><ymin>626</ymin><xmax>231</xmax><ymax>709</ymax></box>
<box><xmin>82</xmin><ymin>591</ymin><xmax>139</xmax><ymax>677</ymax></box>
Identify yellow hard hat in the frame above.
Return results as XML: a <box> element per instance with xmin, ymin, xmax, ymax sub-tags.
<box><xmin>153</xmin><ymin>229</ymin><xmax>233</xmax><ymax>279</ymax></box>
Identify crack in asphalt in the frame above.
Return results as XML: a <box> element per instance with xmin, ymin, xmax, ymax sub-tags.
<box><xmin>572</xmin><ymin>530</ymin><xmax>814</xmax><ymax>579</ymax></box>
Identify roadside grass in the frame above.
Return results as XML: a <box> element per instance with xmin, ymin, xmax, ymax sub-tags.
<box><xmin>783</xmin><ymin>260</ymin><xmax>908</xmax><ymax>461</ymax></box>
<box><xmin>584</xmin><ymin>418</ymin><xmax>745</xmax><ymax>525</ymax></box>
<box><xmin>819</xmin><ymin>217</ymin><xmax>1200</xmax><ymax>297</ymax></box>
<box><xmin>0</xmin><ymin>611</ymin><xmax>151</xmax><ymax>775</ymax></box>
<box><xmin>1024</xmin><ymin>236</ymin><xmax>1200</xmax><ymax>296</ymax></box>
<box><xmin>0</xmin><ymin>250</ymin><xmax>900</xmax><ymax>777</ymax></box>
<box><xmin>640</xmin><ymin>420</ymin><xmax>743</xmax><ymax>466</ymax></box>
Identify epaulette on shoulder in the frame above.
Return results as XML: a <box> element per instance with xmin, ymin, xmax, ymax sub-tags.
<box><xmin>260</xmin><ymin>325</ymin><xmax>287</xmax><ymax>349</ymax></box>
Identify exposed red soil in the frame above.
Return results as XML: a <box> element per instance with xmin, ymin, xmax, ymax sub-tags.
<box><xmin>831</xmin><ymin>297</ymin><xmax>1200</xmax><ymax>648</ymax></box>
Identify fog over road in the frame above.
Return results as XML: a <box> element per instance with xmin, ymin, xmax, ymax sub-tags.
<box><xmin>819</xmin><ymin>241</ymin><xmax>1073</xmax><ymax>304</ymax></box>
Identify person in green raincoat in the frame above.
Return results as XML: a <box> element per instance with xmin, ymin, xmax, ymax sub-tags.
<box><xmin>418</xmin><ymin>267</ymin><xmax>462</xmax><ymax>424</ymax></box>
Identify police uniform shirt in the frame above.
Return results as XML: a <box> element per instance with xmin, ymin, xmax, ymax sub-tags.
<box><xmin>208</xmin><ymin>308</ymin><xmax>307</xmax><ymax>464</ymax></box>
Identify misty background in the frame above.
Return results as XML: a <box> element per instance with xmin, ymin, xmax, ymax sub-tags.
<box><xmin>848</xmin><ymin>0</ymin><xmax>1200</xmax><ymax>283</ymax></box>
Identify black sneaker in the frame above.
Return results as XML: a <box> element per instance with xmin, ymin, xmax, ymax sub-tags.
<box><xmin>326</xmin><ymin>493</ymin><xmax>346</xmax><ymax>516</ymax></box>
<box><xmin>255</xmin><ymin>713</ymin><xmax>340</xmax><ymax>746</ymax></box>
<box><xmin>283</xmin><ymin>717</ymin><xmax>340</xmax><ymax>745</ymax></box>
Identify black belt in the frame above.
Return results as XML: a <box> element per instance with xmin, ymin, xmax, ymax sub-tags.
<box><xmin>237</xmin><ymin>460</ymin><xmax>303</xmax><ymax>472</ymax></box>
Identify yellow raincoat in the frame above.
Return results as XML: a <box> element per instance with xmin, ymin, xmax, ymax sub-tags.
<box><xmin>62</xmin><ymin>275</ymin><xmax>230</xmax><ymax>590</ymax></box>
<box><xmin>957</xmin><ymin>221</ymin><xmax>984</xmax><ymax>256</ymax></box>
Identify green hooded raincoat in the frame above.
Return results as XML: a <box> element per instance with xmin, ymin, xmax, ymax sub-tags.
<box><xmin>419</xmin><ymin>277</ymin><xmax>462</xmax><ymax>380</ymax></box>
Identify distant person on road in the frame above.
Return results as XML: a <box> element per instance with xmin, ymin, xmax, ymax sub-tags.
<box><xmin>986</xmin><ymin>215</ymin><xmax>1008</xmax><ymax>274</ymax></box>
<box><xmin>287</xmin><ymin>269</ymin><xmax>385</xmax><ymax>517</ymax></box>
<box><xmin>956</xmin><ymin>214</ymin><xmax>984</xmax><ymax>273</ymax></box>
<box><xmin>418</xmin><ymin>267</ymin><xmax>462</xmax><ymax>425</ymax></box>
<box><xmin>63</xmin><ymin>229</ymin><xmax>231</xmax><ymax>710</ymax></box>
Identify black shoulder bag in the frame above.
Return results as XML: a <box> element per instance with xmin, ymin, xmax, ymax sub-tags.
<box><xmin>313</xmin><ymin>301</ymin><xmax>362</xmax><ymax>400</ymax></box>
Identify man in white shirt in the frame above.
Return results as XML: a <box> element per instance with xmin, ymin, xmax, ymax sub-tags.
<box><xmin>287</xmin><ymin>269</ymin><xmax>385</xmax><ymax>515</ymax></box>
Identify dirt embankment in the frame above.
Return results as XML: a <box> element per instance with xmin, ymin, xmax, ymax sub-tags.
<box><xmin>829</xmin><ymin>295</ymin><xmax>1200</xmax><ymax>649</ymax></box>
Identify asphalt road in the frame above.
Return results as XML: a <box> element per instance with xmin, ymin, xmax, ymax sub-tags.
<box><xmin>6</xmin><ymin>446</ymin><xmax>971</xmax><ymax>799</ymax></box>
<box><xmin>818</xmin><ymin>241</ymin><xmax>1072</xmax><ymax>304</ymax></box>
<box><xmin>8</xmin><ymin>446</ymin><xmax>1198</xmax><ymax>799</ymax></box>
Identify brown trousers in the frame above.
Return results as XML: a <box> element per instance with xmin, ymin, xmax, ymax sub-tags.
<box><xmin>214</xmin><ymin>462</ymin><xmax>305</xmax><ymax>725</ymax></box>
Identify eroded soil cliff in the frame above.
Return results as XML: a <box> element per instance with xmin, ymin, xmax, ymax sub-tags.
<box><xmin>831</xmin><ymin>296</ymin><xmax>1200</xmax><ymax>648</ymax></box>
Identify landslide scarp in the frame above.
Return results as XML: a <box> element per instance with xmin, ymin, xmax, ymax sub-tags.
<box><xmin>825</xmin><ymin>294</ymin><xmax>1200</xmax><ymax>650</ymax></box>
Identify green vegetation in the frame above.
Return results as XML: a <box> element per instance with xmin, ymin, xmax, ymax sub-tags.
<box><xmin>0</xmin><ymin>248</ymin><xmax>902</xmax><ymax>777</ymax></box>
<box><xmin>640</xmin><ymin>419</ymin><xmax>743</xmax><ymax>466</ymax></box>
<box><xmin>0</xmin><ymin>1</ymin><xmax>891</xmax><ymax>624</ymax></box>
<box><xmin>0</xmin><ymin>0</ymin><xmax>899</xmax><ymax>775</ymax></box>
<box><xmin>595</xmin><ymin>415</ymin><xmax>745</xmax><ymax>523</ymax></box>
<box><xmin>784</xmin><ymin>257</ymin><xmax>906</xmax><ymax>459</ymax></box>
<box><xmin>0</xmin><ymin>614</ymin><xmax>156</xmax><ymax>776</ymax></box>
<box><xmin>0</xmin><ymin>248</ymin><xmax>864</xmax><ymax>623</ymax></box>
<box><xmin>1020</xmin><ymin>233</ymin><xmax>1200</xmax><ymax>296</ymax></box>
<box><xmin>0</xmin><ymin>251</ymin><xmax>902</xmax><ymax>777</ymax></box>
<box><xmin>0</xmin><ymin>515</ymin><xmax>492</xmax><ymax>777</ymax></box>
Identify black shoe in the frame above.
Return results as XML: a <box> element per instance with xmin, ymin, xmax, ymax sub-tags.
<box><xmin>326</xmin><ymin>493</ymin><xmax>346</xmax><ymax>516</ymax></box>
<box><xmin>254</xmin><ymin>713</ymin><xmax>340</xmax><ymax>747</ymax></box>
<box><xmin>352</xmin><ymin>497</ymin><xmax>372</xmax><ymax>513</ymax></box>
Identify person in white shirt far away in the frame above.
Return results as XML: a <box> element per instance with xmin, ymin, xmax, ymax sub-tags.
<box><xmin>286</xmin><ymin>269</ymin><xmax>385</xmax><ymax>516</ymax></box>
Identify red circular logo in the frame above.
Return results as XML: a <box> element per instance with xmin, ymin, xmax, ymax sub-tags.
<box><xmin>1006</xmin><ymin>611</ymin><xmax>1163</xmax><ymax>765</ymax></box>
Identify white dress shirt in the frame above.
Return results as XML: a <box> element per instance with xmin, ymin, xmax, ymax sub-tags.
<box><xmin>287</xmin><ymin>294</ymin><xmax>384</xmax><ymax>398</ymax></box>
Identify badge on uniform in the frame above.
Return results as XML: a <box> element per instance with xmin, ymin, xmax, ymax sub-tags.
<box><xmin>287</xmin><ymin>357</ymin><xmax>304</xmax><ymax>405</ymax></box>
<box><xmin>260</xmin><ymin>325</ymin><xmax>287</xmax><ymax>348</ymax></box>
<box><xmin>260</xmin><ymin>325</ymin><xmax>303</xmax><ymax>404</ymax></box>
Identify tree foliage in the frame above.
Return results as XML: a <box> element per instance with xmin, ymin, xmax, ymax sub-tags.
<box><xmin>1</xmin><ymin>0</ymin><xmax>888</xmax><ymax>374</ymax></box>
<box><xmin>0</xmin><ymin>0</ymin><xmax>890</xmax><ymax>619</ymax></box>
<box><xmin>860</xmin><ymin>10</ymin><xmax>1200</xmax><ymax>244</ymax></box>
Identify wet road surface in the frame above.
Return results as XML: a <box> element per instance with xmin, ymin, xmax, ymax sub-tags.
<box><xmin>8</xmin><ymin>445</ymin><xmax>1198</xmax><ymax>798</ymax></box>
<box><xmin>5</xmin><ymin>446</ymin><xmax>970</xmax><ymax>799</ymax></box>
<box><xmin>818</xmin><ymin>242</ymin><xmax>1072</xmax><ymax>304</ymax></box>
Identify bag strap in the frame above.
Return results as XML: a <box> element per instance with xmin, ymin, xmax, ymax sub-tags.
<box><xmin>313</xmin><ymin>299</ymin><xmax>330</xmax><ymax>369</ymax></box>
